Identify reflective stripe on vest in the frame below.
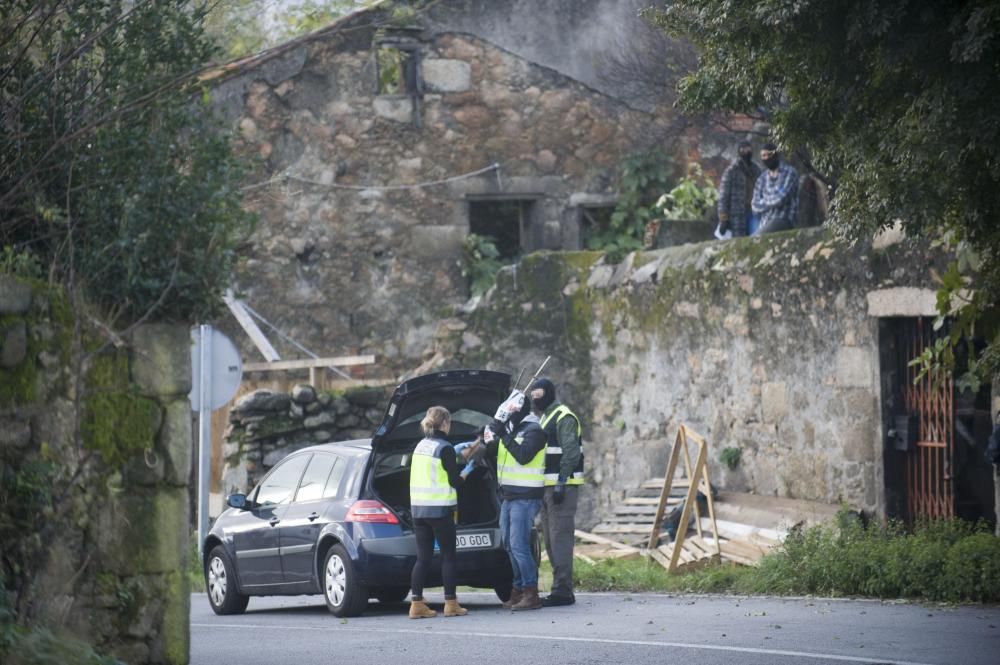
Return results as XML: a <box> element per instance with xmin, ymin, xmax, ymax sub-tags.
<box><xmin>497</xmin><ymin>433</ymin><xmax>546</xmax><ymax>488</ymax></box>
<box><xmin>540</xmin><ymin>404</ymin><xmax>585</xmax><ymax>486</ymax></box>
<box><xmin>409</xmin><ymin>438</ymin><xmax>457</xmax><ymax>507</ymax></box>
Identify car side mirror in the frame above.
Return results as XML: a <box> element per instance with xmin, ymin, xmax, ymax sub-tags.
<box><xmin>227</xmin><ymin>493</ymin><xmax>249</xmax><ymax>510</ymax></box>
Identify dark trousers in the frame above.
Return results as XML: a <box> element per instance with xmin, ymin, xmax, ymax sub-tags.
<box><xmin>410</xmin><ymin>515</ymin><xmax>457</xmax><ymax>599</ymax></box>
<box><xmin>541</xmin><ymin>485</ymin><xmax>579</xmax><ymax>598</ymax></box>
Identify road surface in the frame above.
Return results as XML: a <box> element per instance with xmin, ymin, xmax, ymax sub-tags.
<box><xmin>190</xmin><ymin>591</ymin><xmax>1000</xmax><ymax>665</ymax></box>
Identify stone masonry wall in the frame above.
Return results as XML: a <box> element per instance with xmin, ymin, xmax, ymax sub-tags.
<box><xmin>207</xmin><ymin>5</ymin><xmax>723</xmax><ymax>372</ymax></box>
<box><xmin>0</xmin><ymin>276</ymin><xmax>192</xmax><ymax>664</ymax></box>
<box><xmin>422</xmin><ymin>229</ymin><xmax>952</xmax><ymax>528</ymax></box>
<box><xmin>221</xmin><ymin>384</ymin><xmax>391</xmax><ymax>494</ymax></box>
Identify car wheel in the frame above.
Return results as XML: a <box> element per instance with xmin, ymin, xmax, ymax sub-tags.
<box><xmin>531</xmin><ymin>527</ymin><xmax>541</xmax><ymax>566</ymax></box>
<box><xmin>206</xmin><ymin>546</ymin><xmax>250</xmax><ymax>615</ymax></box>
<box><xmin>373</xmin><ymin>586</ymin><xmax>410</xmax><ymax>604</ymax></box>
<box><xmin>323</xmin><ymin>544</ymin><xmax>367</xmax><ymax>617</ymax></box>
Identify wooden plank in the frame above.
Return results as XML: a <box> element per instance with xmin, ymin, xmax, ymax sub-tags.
<box><xmin>647</xmin><ymin>428</ymin><xmax>685</xmax><ymax>551</ymax></box>
<box><xmin>224</xmin><ymin>290</ymin><xmax>280</xmax><ymax>361</ymax></box>
<box><xmin>647</xmin><ymin>547</ymin><xmax>672</xmax><ymax>570</ymax></box>
<box><xmin>573</xmin><ymin>530</ymin><xmax>639</xmax><ymax>552</ymax></box>
<box><xmin>593</xmin><ymin>524</ymin><xmax>655</xmax><ymax>535</ymax></box>
<box><xmin>624</xmin><ymin>497</ymin><xmax>682</xmax><ymax>506</ymax></box>
<box><xmin>244</xmin><ymin>354</ymin><xmax>376</xmax><ymax>372</ymax></box>
<box><xmin>641</xmin><ymin>478</ymin><xmax>691</xmax><ymax>489</ymax></box>
<box><xmin>574</xmin><ymin>552</ymin><xmax>597</xmax><ymax>565</ymax></box>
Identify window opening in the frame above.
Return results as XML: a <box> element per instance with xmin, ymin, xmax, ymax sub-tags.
<box><xmin>468</xmin><ymin>199</ymin><xmax>533</xmax><ymax>260</ymax></box>
<box><xmin>376</xmin><ymin>45</ymin><xmax>419</xmax><ymax>95</ymax></box>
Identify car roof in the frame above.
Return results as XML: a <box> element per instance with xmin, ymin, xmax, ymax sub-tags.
<box><xmin>293</xmin><ymin>439</ymin><xmax>372</xmax><ymax>457</ymax></box>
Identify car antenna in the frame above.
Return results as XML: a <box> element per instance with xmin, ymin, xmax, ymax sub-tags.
<box><xmin>521</xmin><ymin>355</ymin><xmax>551</xmax><ymax>392</ymax></box>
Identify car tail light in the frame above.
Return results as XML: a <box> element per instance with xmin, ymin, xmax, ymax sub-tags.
<box><xmin>346</xmin><ymin>500</ymin><xmax>399</xmax><ymax>524</ymax></box>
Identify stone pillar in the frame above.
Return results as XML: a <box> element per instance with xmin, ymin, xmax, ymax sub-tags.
<box><xmin>91</xmin><ymin>324</ymin><xmax>193</xmax><ymax>665</ymax></box>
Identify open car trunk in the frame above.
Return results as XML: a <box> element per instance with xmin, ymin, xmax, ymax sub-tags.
<box><xmin>366</xmin><ymin>369</ymin><xmax>512</xmax><ymax>528</ymax></box>
<box><xmin>370</xmin><ymin>440</ymin><xmax>500</xmax><ymax>528</ymax></box>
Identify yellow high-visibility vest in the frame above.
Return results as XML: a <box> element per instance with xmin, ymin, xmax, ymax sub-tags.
<box><xmin>409</xmin><ymin>438</ymin><xmax>457</xmax><ymax>510</ymax></box>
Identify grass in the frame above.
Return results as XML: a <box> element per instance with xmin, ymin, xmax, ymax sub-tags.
<box><xmin>573</xmin><ymin>516</ymin><xmax>1000</xmax><ymax>603</ymax></box>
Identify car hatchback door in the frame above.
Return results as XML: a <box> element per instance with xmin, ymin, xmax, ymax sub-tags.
<box><xmin>234</xmin><ymin>453</ymin><xmax>310</xmax><ymax>589</ymax></box>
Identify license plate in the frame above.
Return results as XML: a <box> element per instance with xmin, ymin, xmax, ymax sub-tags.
<box><xmin>456</xmin><ymin>532</ymin><xmax>492</xmax><ymax>549</ymax></box>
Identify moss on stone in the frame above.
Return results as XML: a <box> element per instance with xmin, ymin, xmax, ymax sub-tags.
<box><xmin>83</xmin><ymin>351</ymin><xmax>160</xmax><ymax>466</ymax></box>
<box><xmin>161</xmin><ymin>570</ymin><xmax>190</xmax><ymax>665</ymax></box>
<box><xmin>0</xmin><ymin>313</ymin><xmax>38</xmax><ymax>406</ymax></box>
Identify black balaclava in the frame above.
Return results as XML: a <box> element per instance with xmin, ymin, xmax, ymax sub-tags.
<box><xmin>738</xmin><ymin>140</ymin><xmax>753</xmax><ymax>164</ymax></box>
<box><xmin>529</xmin><ymin>378</ymin><xmax>556</xmax><ymax>413</ymax></box>
<box><xmin>762</xmin><ymin>142</ymin><xmax>780</xmax><ymax>170</ymax></box>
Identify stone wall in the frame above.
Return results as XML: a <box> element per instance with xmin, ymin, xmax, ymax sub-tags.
<box><xmin>221</xmin><ymin>384</ymin><xmax>391</xmax><ymax>494</ymax></box>
<box><xmin>0</xmin><ymin>276</ymin><xmax>192</xmax><ymax>664</ymax></box>
<box><xmin>421</xmin><ymin>229</ymin><xmax>953</xmax><ymax>527</ymax></box>
<box><xmin>207</xmin><ymin>4</ymin><xmax>726</xmax><ymax>372</ymax></box>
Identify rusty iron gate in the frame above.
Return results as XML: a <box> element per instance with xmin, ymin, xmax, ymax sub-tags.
<box><xmin>900</xmin><ymin>318</ymin><xmax>955</xmax><ymax>521</ymax></box>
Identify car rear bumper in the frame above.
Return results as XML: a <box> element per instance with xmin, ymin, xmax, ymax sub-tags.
<box><xmin>355</xmin><ymin>528</ymin><xmax>510</xmax><ymax>588</ymax></box>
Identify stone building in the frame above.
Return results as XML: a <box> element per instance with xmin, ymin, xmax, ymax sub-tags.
<box><xmin>206</xmin><ymin>0</ymin><xmax>721</xmax><ymax>371</ymax></box>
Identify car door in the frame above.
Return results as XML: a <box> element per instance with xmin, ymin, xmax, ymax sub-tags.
<box><xmin>279</xmin><ymin>453</ymin><xmax>349</xmax><ymax>586</ymax></box>
<box><xmin>234</xmin><ymin>453</ymin><xmax>310</xmax><ymax>589</ymax></box>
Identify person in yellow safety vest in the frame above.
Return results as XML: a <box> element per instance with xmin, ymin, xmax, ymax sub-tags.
<box><xmin>407</xmin><ymin>406</ymin><xmax>473</xmax><ymax>619</ymax></box>
<box><xmin>529</xmin><ymin>378</ymin><xmax>584</xmax><ymax>607</ymax></box>
<box><xmin>484</xmin><ymin>395</ymin><xmax>547</xmax><ymax>611</ymax></box>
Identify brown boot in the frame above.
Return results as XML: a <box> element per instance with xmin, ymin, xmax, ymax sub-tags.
<box><xmin>409</xmin><ymin>597</ymin><xmax>437</xmax><ymax>619</ymax></box>
<box><xmin>501</xmin><ymin>588</ymin><xmax>523</xmax><ymax>609</ymax></box>
<box><xmin>511</xmin><ymin>586</ymin><xmax>542</xmax><ymax>611</ymax></box>
<box><xmin>443</xmin><ymin>598</ymin><xmax>468</xmax><ymax>617</ymax></box>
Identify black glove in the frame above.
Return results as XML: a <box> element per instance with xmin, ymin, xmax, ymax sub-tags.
<box><xmin>552</xmin><ymin>483</ymin><xmax>565</xmax><ymax>505</ymax></box>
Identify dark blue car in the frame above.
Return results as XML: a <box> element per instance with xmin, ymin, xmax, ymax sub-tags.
<box><xmin>202</xmin><ymin>369</ymin><xmax>518</xmax><ymax>617</ymax></box>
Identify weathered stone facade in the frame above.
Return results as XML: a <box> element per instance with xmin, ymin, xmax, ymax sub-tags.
<box><xmin>222</xmin><ymin>384</ymin><xmax>391</xmax><ymax>493</ymax></box>
<box><xmin>207</xmin><ymin>1</ymin><xmax>719</xmax><ymax>371</ymax></box>
<box><xmin>416</xmin><ymin>229</ymin><xmax>958</xmax><ymax>526</ymax></box>
<box><xmin>0</xmin><ymin>276</ymin><xmax>192</xmax><ymax>664</ymax></box>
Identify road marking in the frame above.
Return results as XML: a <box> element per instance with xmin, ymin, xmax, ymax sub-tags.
<box><xmin>191</xmin><ymin>622</ymin><xmax>938</xmax><ymax>665</ymax></box>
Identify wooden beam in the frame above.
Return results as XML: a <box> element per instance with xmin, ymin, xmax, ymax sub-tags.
<box><xmin>244</xmin><ymin>355</ymin><xmax>376</xmax><ymax>372</ymax></box>
<box><xmin>574</xmin><ymin>530</ymin><xmax>640</xmax><ymax>552</ymax></box>
<box><xmin>224</xmin><ymin>290</ymin><xmax>280</xmax><ymax>362</ymax></box>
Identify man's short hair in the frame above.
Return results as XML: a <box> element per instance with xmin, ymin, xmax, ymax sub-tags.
<box><xmin>762</xmin><ymin>142</ymin><xmax>778</xmax><ymax>151</ymax></box>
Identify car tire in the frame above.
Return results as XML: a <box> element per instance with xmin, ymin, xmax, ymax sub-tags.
<box><xmin>323</xmin><ymin>544</ymin><xmax>367</xmax><ymax>617</ymax></box>
<box><xmin>206</xmin><ymin>546</ymin><xmax>250</xmax><ymax>615</ymax></box>
<box><xmin>373</xmin><ymin>586</ymin><xmax>410</xmax><ymax>604</ymax></box>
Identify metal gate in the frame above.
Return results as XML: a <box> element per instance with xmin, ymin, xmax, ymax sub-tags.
<box><xmin>900</xmin><ymin>318</ymin><xmax>955</xmax><ymax>520</ymax></box>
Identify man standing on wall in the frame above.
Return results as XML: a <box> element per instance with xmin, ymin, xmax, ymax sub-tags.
<box><xmin>530</xmin><ymin>378</ymin><xmax>584</xmax><ymax>607</ymax></box>
<box><xmin>752</xmin><ymin>142</ymin><xmax>799</xmax><ymax>233</ymax></box>
<box><xmin>717</xmin><ymin>140</ymin><xmax>761</xmax><ymax>237</ymax></box>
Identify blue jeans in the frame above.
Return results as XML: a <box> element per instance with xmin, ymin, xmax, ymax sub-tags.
<box><xmin>499</xmin><ymin>498</ymin><xmax>542</xmax><ymax>588</ymax></box>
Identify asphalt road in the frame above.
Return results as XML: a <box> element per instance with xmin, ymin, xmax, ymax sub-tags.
<box><xmin>190</xmin><ymin>591</ymin><xmax>1000</xmax><ymax>665</ymax></box>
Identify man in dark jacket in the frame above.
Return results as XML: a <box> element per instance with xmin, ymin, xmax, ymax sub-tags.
<box><xmin>530</xmin><ymin>378</ymin><xmax>584</xmax><ymax>607</ymax></box>
<box><xmin>486</xmin><ymin>396</ymin><xmax>547</xmax><ymax>611</ymax></box>
<box><xmin>717</xmin><ymin>141</ymin><xmax>761</xmax><ymax>237</ymax></box>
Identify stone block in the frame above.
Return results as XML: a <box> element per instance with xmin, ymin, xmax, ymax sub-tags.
<box><xmin>761</xmin><ymin>382</ymin><xmax>788</xmax><ymax>423</ymax></box>
<box><xmin>263</xmin><ymin>444</ymin><xmax>298</xmax><ymax>467</ymax></box>
<box><xmin>373</xmin><ymin>96</ymin><xmax>413</xmax><ymax>122</ymax></box>
<box><xmin>0</xmin><ymin>419</ymin><xmax>31</xmax><ymax>449</ymax></box>
<box><xmin>130</xmin><ymin>324</ymin><xmax>192</xmax><ymax>397</ymax></box>
<box><xmin>302</xmin><ymin>410</ymin><xmax>337</xmax><ymax>429</ymax></box>
<box><xmin>423</xmin><ymin>59</ymin><xmax>472</xmax><ymax>92</ymax></box>
<box><xmin>31</xmin><ymin>397</ymin><xmax>75</xmax><ymax>451</ymax></box>
<box><xmin>865</xmin><ymin>287</ymin><xmax>937</xmax><ymax>317</ymax></box>
<box><xmin>160</xmin><ymin>399</ymin><xmax>193</xmax><ymax>487</ymax></box>
<box><xmin>836</xmin><ymin>347</ymin><xmax>873</xmax><ymax>388</ymax></box>
<box><xmin>234</xmin><ymin>390</ymin><xmax>291</xmax><ymax>413</ymax></box>
<box><xmin>408</xmin><ymin>225</ymin><xmax>464</xmax><ymax>261</ymax></box>
<box><xmin>291</xmin><ymin>384</ymin><xmax>317</xmax><ymax>404</ymax></box>
<box><xmin>0</xmin><ymin>276</ymin><xmax>32</xmax><ymax>314</ymax></box>
<box><xmin>1</xmin><ymin>321</ymin><xmax>27</xmax><ymax>367</ymax></box>
<box><xmin>98</xmin><ymin>488</ymin><xmax>188</xmax><ymax>575</ymax></box>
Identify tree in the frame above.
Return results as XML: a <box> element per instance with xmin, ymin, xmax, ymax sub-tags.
<box><xmin>1</xmin><ymin>0</ymin><xmax>254</xmax><ymax>324</ymax></box>
<box><xmin>649</xmin><ymin>0</ymin><xmax>1000</xmax><ymax>387</ymax></box>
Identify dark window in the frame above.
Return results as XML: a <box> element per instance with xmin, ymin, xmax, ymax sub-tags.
<box><xmin>256</xmin><ymin>454</ymin><xmax>310</xmax><ymax>507</ymax></box>
<box><xmin>295</xmin><ymin>454</ymin><xmax>338</xmax><ymax>503</ymax></box>
<box><xmin>468</xmin><ymin>199</ymin><xmax>534</xmax><ymax>260</ymax></box>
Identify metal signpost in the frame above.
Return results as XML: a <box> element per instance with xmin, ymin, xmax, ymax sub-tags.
<box><xmin>189</xmin><ymin>325</ymin><xmax>243</xmax><ymax>555</ymax></box>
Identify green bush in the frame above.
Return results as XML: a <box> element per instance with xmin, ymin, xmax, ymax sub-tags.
<box><xmin>572</xmin><ymin>516</ymin><xmax>1000</xmax><ymax>603</ymax></box>
<box><xmin>459</xmin><ymin>234</ymin><xmax>505</xmax><ymax>297</ymax></box>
